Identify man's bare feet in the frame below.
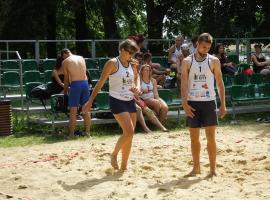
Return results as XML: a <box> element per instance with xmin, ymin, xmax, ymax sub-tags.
<box><xmin>206</xmin><ymin>171</ymin><xmax>217</xmax><ymax>179</ymax></box>
<box><xmin>184</xmin><ymin>169</ymin><xmax>201</xmax><ymax>177</ymax></box>
<box><xmin>111</xmin><ymin>154</ymin><xmax>119</xmax><ymax>170</ymax></box>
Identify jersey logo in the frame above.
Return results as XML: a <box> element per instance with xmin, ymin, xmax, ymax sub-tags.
<box><xmin>126</xmin><ymin>71</ymin><xmax>130</xmax><ymax>77</ymax></box>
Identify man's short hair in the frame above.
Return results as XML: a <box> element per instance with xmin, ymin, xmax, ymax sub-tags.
<box><xmin>254</xmin><ymin>43</ymin><xmax>262</xmax><ymax>48</ymax></box>
<box><xmin>61</xmin><ymin>48</ymin><xmax>71</xmax><ymax>57</ymax></box>
<box><xmin>143</xmin><ymin>52</ymin><xmax>152</xmax><ymax>61</ymax></box>
<box><xmin>198</xmin><ymin>33</ymin><xmax>213</xmax><ymax>44</ymax></box>
<box><xmin>119</xmin><ymin>39</ymin><xmax>139</xmax><ymax>54</ymax></box>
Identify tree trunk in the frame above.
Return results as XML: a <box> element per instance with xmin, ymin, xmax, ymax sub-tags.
<box><xmin>73</xmin><ymin>0</ymin><xmax>89</xmax><ymax>57</ymax></box>
<box><xmin>100</xmin><ymin>0</ymin><xmax>120</xmax><ymax>57</ymax></box>
<box><xmin>46</xmin><ymin>0</ymin><xmax>57</xmax><ymax>58</ymax></box>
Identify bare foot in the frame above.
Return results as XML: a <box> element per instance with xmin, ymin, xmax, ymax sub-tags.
<box><xmin>162</xmin><ymin>128</ymin><xmax>169</xmax><ymax>132</ymax></box>
<box><xmin>111</xmin><ymin>154</ymin><xmax>119</xmax><ymax>170</ymax></box>
<box><xmin>144</xmin><ymin>128</ymin><xmax>152</xmax><ymax>134</ymax></box>
<box><xmin>184</xmin><ymin>169</ymin><xmax>201</xmax><ymax>177</ymax></box>
<box><xmin>206</xmin><ymin>171</ymin><xmax>217</xmax><ymax>179</ymax></box>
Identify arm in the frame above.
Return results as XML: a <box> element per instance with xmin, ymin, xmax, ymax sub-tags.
<box><xmin>152</xmin><ymin>78</ymin><xmax>159</xmax><ymax>99</ymax></box>
<box><xmin>168</xmin><ymin>45</ymin><xmax>175</xmax><ymax>64</ymax></box>
<box><xmin>63</xmin><ymin>61</ymin><xmax>69</xmax><ymax>95</ymax></box>
<box><xmin>83</xmin><ymin>59</ymin><xmax>116</xmax><ymax>111</ymax></box>
<box><xmin>52</xmin><ymin>70</ymin><xmax>64</xmax><ymax>88</ymax></box>
<box><xmin>251</xmin><ymin>55</ymin><xmax>264</xmax><ymax>67</ymax></box>
<box><xmin>181</xmin><ymin>58</ymin><xmax>195</xmax><ymax>118</ymax></box>
<box><xmin>212</xmin><ymin>57</ymin><xmax>226</xmax><ymax>118</ymax></box>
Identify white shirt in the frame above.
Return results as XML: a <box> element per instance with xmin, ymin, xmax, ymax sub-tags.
<box><xmin>109</xmin><ymin>57</ymin><xmax>134</xmax><ymax>101</ymax></box>
<box><xmin>171</xmin><ymin>45</ymin><xmax>182</xmax><ymax>63</ymax></box>
<box><xmin>140</xmin><ymin>79</ymin><xmax>154</xmax><ymax>100</ymax></box>
<box><xmin>188</xmin><ymin>53</ymin><xmax>216</xmax><ymax>101</ymax></box>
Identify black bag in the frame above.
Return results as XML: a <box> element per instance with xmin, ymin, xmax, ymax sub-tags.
<box><xmin>30</xmin><ymin>84</ymin><xmax>52</xmax><ymax>109</ymax></box>
<box><xmin>55</xmin><ymin>95</ymin><xmax>68</xmax><ymax>113</ymax></box>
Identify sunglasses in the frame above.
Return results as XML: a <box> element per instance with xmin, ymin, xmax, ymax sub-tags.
<box><xmin>124</xmin><ymin>48</ymin><xmax>135</xmax><ymax>55</ymax></box>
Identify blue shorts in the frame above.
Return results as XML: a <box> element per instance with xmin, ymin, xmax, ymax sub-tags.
<box><xmin>109</xmin><ymin>96</ymin><xmax>136</xmax><ymax>114</ymax></box>
<box><xmin>68</xmin><ymin>80</ymin><xmax>90</xmax><ymax>107</ymax></box>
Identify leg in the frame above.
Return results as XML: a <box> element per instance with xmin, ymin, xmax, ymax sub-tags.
<box><xmin>69</xmin><ymin>107</ymin><xmax>78</xmax><ymax>138</ymax></box>
<box><xmin>82</xmin><ymin>111</ymin><xmax>91</xmax><ymax>136</ymax></box>
<box><xmin>143</xmin><ymin>107</ymin><xmax>168</xmax><ymax>132</ymax></box>
<box><xmin>158</xmin><ymin>98</ymin><xmax>169</xmax><ymax>123</ymax></box>
<box><xmin>186</xmin><ymin>128</ymin><xmax>201</xmax><ymax>176</ymax></box>
<box><xmin>111</xmin><ymin>112</ymin><xmax>136</xmax><ymax>170</ymax></box>
<box><xmin>205</xmin><ymin>126</ymin><xmax>217</xmax><ymax>177</ymax></box>
<box><xmin>145</xmin><ymin>98</ymin><xmax>161</xmax><ymax>116</ymax></box>
<box><xmin>136</xmin><ymin>105</ymin><xmax>151</xmax><ymax>133</ymax></box>
<box><xmin>120</xmin><ymin>112</ymin><xmax>137</xmax><ymax>170</ymax></box>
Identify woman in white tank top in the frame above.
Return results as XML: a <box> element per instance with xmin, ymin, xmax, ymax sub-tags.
<box><xmin>83</xmin><ymin>39</ymin><xmax>141</xmax><ymax>171</ymax></box>
<box><xmin>140</xmin><ymin>64</ymin><xmax>168</xmax><ymax>123</ymax></box>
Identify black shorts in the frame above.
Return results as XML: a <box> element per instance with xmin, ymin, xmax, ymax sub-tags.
<box><xmin>109</xmin><ymin>96</ymin><xmax>136</xmax><ymax>114</ymax></box>
<box><xmin>186</xmin><ymin>100</ymin><xmax>218</xmax><ymax>128</ymax></box>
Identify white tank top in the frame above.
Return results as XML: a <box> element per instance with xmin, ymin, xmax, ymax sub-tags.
<box><xmin>140</xmin><ymin>79</ymin><xmax>154</xmax><ymax>100</ymax></box>
<box><xmin>171</xmin><ymin>45</ymin><xmax>181</xmax><ymax>63</ymax></box>
<box><xmin>109</xmin><ymin>57</ymin><xmax>134</xmax><ymax>101</ymax></box>
<box><xmin>188</xmin><ymin>53</ymin><xmax>216</xmax><ymax>101</ymax></box>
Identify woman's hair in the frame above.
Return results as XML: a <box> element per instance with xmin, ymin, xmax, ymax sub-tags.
<box><xmin>140</xmin><ymin>64</ymin><xmax>152</xmax><ymax>81</ymax></box>
<box><xmin>54</xmin><ymin>56</ymin><xmax>64</xmax><ymax>70</ymax></box>
<box><xmin>213</xmin><ymin>43</ymin><xmax>224</xmax><ymax>55</ymax></box>
<box><xmin>119</xmin><ymin>39</ymin><xmax>139</xmax><ymax>54</ymax></box>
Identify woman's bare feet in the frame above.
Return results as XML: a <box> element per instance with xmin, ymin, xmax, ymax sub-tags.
<box><xmin>111</xmin><ymin>154</ymin><xmax>119</xmax><ymax>170</ymax></box>
<box><xmin>206</xmin><ymin>171</ymin><xmax>217</xmax><ymax>178</ymax></box>
<box><xmin>184</xmin><ymin>168</ymin><xmax>201</xmax><ymax>177</ymax></box>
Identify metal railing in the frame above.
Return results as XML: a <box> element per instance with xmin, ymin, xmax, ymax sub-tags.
<box><xmin>0</xmin><ymin>50</ymin><xmax>24</xmax><ymax>109</ymax></box>
<box><xmin>0</xmin><ymin>37</ymin><xmax>270</xmax><ymax>63</ymax></box>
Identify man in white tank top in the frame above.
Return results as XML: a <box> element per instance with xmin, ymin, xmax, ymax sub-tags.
<box><xmin>168</xmin><ymin>35</ymin><xmax>183</xmax><ymax>70</ymax></box>
<box><xmin>181</xmin><ymin>33</ymin><xmax>226</xmax><ymax>177</ymax></box>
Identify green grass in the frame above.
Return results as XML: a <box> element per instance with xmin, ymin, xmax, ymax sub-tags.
<box><xmin>0</xmin><ymin>112</ymin><xmax>269</xmax><ymax>148</ymax></box>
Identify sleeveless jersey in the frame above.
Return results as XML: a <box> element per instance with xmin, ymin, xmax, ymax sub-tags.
<box><xmin>109</xmin><ymin>57</ymin><xmax>134</xmax><ymax>101</ymax></box>
<box><xmin>188</xmin><ymin>53</ymin><xmax>216</xmax><ymax>101</ymax></box>
<box><xmin>171</xmin><ymin>45</ymin><xmax>181</xmax><ymax>63</ymax></box>
<box><xmin>140</xmin><ymin>79</ymin><xmax>154</xmax><ymax>100</ymax></box>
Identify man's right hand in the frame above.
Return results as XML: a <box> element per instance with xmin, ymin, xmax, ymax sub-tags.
<box><xmin>182</xmin><ymin>103</ymin><xmax>196</xmax><ymax>118</ymax></box>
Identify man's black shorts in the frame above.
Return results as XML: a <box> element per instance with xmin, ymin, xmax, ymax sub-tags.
<box><xmin>186</xmin><ymin>100</ymin><xmax>218</xmax><ymax>128</ymax></box>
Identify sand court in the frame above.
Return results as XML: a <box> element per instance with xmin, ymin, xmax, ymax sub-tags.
<box><xmin>0</xmin><ymin>124</ymin><xmax>269</xmax><ymax>200</ymax></box>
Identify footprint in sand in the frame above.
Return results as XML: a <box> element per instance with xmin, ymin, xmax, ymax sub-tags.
<box><xmin>252</xmin><ymin>156</ymin><xmax>267</xmax><ymax>161</ymax></box>
<box><xmin>141</xmin><ymin>165</ymin><xmax>154</xmax><ymax>171</ymax></box>
<box><xmin>18</xmin><ymin>185</ymin><xmax>28</xmax><ymax>189</ymax></box>
<box><xmin>236</xmin><ymin>160</ymin><xmax>247</xmax><ymax>165</ymax></box>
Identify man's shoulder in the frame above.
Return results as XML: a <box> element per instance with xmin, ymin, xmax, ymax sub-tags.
<box><xmin>208</xmin><ymin>54</ymin><xmax>220</xmax><ymax>63</ymax></box>
<box><xmin>183</xmin><ymin>54</ymin><xmax>193</xmax><ymax>64</ymax></box>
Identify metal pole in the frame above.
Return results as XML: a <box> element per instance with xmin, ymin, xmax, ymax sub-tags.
<box><xmin>6</xmin><ymin>42</ymin><xmax>9</xmax><ymax>59</ymax></box>
<box><xmin>236</xmin><ymin>38</ymin><xmax>240</xmax><ymax>58</ymax></box>
<box><xmin>91</xmin><ymin>40</ymin><xmax>96</xmax><ymax>58</ymax></box>
<box><xmin>35</xmin><ymin>40</ymin><xmax>40</xmax><ymax>63</ymax></box>
<box><xmin>246</xmin><ymin>39</ymin><xmax>251</xmax><ymax>64</ymax></box>
<box><xmin>16</xmin><ymin>51</ymin><xmax>24</xmax><ymax>110</ymax></box>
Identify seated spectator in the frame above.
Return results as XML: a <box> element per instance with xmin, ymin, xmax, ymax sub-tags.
<box><xmin>168</xmin><ymin>35</ymin><xmax>184</xmax><ymax>71</ymax></box>
<box><xmin>140</xmin><ymin>64</ymin><xmax>168</xmax><ymax>123</ymax></box>
<box><xmin>131</xmin><ymin>57</ymin><xmax>168</xmax><ymax>133</ymax></box>
<box><xmin>213</xmin><ymin>43</ymin><xmax>238</xmax><ymax>75</ymax></box>
<box><xmin>251</xmin><ymin>43</ymin><xmax>270</xmax><ymax>74</ymax></box>
<box><xmin>143</xmin><ymin>52</ymin><xmax>166</xmax><ymax>87</ymax></box>
<box><xmin>50</xmin><ymin>56</ymin><xmax>65</xmax><ymax>95</ymax></box>
<box><xmin>189</xmin><ymin>36</ymin><xmax>198</xmax><ymax>54</ymax></box>
<box><xmin>176</xmin><ymin>43</ymin><xmax>190</xmax><ymax>89</ymax></box>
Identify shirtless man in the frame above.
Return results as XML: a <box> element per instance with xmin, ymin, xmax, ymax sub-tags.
<box><xmin>181</xmin><ymin>33</ymin><xmax>226</xmax><ymax>177</ymax></box>
<box><xmin>62</xmin><ymin>49</ymin><xmax>90</xmax><ymax>138</ymax></box>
